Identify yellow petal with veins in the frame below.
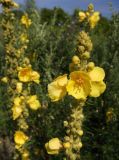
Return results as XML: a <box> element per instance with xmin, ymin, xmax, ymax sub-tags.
<box><xmin>90</xmin><ymin>81</ymin><xmax>106</xmax><ymax>97</ymax></box>
<box><xmin>88</xmin><ymin>67</ymin><xmax>105</xmax><ymax>82</ymax></box>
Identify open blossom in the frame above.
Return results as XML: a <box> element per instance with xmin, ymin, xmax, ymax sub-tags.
<box><xmin>12</xmin><ymin>96</ymin><xmax>24</xmax><ymax>120</ymax></box>
<box><xmin>45</xmin><ymin>138</ymin><xmax>62</xmax><ymax>155</ymax></box>
<box><xmin>27</xmin><ymin>95</ymin><xmax>41</xmax><ymax>110</ymax></box>
<box><xmin>21</xmin><ymin>14</ymin><xmax>32</xmax><ymax>28</ymax></box>
<box><xmin>14</xmin><ymin>97</ymin><xmax>22</xmax><ymax>106</ymax></box>
<box><xmin>14</xmin><ymin>131</ymin><xmax>28</xmax><ymax>146</ymax></box>
<box><xmin>48</xmin><ymin>74</ymin><xmax>68</xmax><ymax>102</ymax></box>
<box><xmin>88</xmin><ymin>67</ymin><xmax>106</xmax><ymax>97</ymax></box>
<box><xmin>18</xmin><ymin>67</ymin><xmax>31</xmax><ymax>82</ymax></box>
<box><xmin>48</xmin><ymin>67</ymin><xmax>106</xmax><ymax>101</ymax></box>
<box><xmin>18</xmin><ymin>67</ymin><xmax>40</xmax><ymax>83</ymax></box>
<box><xmin>88</xmin><ymin>12</ymin><xmax>100</xmax><ymax>28</ymax></box>
<box><xmin>66</xmin><ymin>71</ymin><xmax>91</xmax><ymax>100</ymax></box>
<box><xmin>30</xmin><ymin>71</ymin><xmax>40</xmax><ymax>84</ymax></box>
<box><xmin>12</xmin><ymin>105</ymin><xmax>23</xmax><ymax>120</ymax></box>
<box><xmin>79</xmin><ymin>11</ymin><xmax>86</xmax><ymax>22</ymax></box>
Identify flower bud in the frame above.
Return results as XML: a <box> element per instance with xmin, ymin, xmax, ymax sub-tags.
<box><xmin>88</xmin><ymin>3</ymin><xmax>94</xmax><ymax>13</ymax></box>
<box><xmin>77</xmin><ymin>130</ymin><xmax>83</xmax><ymax>136</ymax></box>
<box><xmin>87</xmin><ymin>62</ymin><xmax>95</xmax><ymax>70</ymax></box>
<box><xmin>72</xmin><ymin>55</ymin><xmax>80</xmax><ymax>64</ymax></box>
<box><xmin>16</xmin><ymin>82</ymin><xmax>23</xmax><ymax>93</ymax></box>
<box><xmin>63</xmin><ymin>142</ymin><xmax>71</xmax><ymax>149</ymax></box>
<box><xmin>1</xmin><ymin>77</ymin><xmax>8</xmax><ymax>83</ymax></box>
<box><xmin>82</xmin><ymin>51</ymin><xmax>90</xmax><ymax>59</ymax></box>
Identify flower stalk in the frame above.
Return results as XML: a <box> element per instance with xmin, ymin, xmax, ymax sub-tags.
<box><xmin>47</xmin><ymin>4</ymin><xmax>106</xmax><ymax>160</ymax></box>
<box><xmin>0</xmin><ymin>1</ymin><xmax>41</xmax><ymax>159</ymax></box>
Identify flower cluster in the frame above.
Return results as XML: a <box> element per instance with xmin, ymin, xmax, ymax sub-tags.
<box><xmin>48</xmin><ymin>66</ymin><xmax>106</xmax><ymax>101</ymax></box>
<box><xmin>45</xmin><ymin>138</ymin><xmax>70</xmax><ymax>155</ymax></box>
<box><xmin>21</xmin><ymin>14</ymin><xmax>32</xmax><ymax>28</ymax></box>
<box><xmin>18</xmin><ymin>67</ymin><xmax>40</xmax><ymax>84</ymax></box>
<box><xmin>79</xmin><ymin>3</ymin><xmax>100</xmax><ymax>29</ymax></box>
<box><xmin>12</xmin><ymin>13</ymin><xmax>41</xmax><ymax>159</ymax></box>
<box><xmin>12</xmin><ymin>94</ymin><xmax>41</xmax><ymax>120</ymax></box>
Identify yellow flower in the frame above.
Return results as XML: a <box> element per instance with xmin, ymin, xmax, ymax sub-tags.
<box><xmin>16</xmin><ymin>82</ymin><xmax>23</xmax><ymax>93</ymax></box>
<box><xmin>12</xmin><ymin>105</ymin><xmax>23</xmax><ymax>120</ymax></box>
<box><xmin>48</xmin><ymin>74</ymin><xmax>68</xmax><ymax>102</ymax></box>
<box><xmin>27</xmin><ymin>95</ymin><xmax>41</xmax><ymax>110</ymax></box>
<box><xmin>18</xmin><ymin>67</ymin><xmax>32</xmax><ymax>82</ymax></box>
<box><xmin>18</xmin><ymin>67</ymin><xmax>40</xmax><ymax>83</ymax></box>
<box><xmin>88</xmin><ymin>67</ymin><xmax>106</xmax><ymax>97</ymax></box>
<box><xmin>14</xmin><ymin>97</ymin><xmax>22</xmax><ymax>106</ymax></box>
<box><xmin>14</xmin><ymin>131</ymin><xmax>28</xmax><ymax>145</ymax></box>
<box><xmin>85</xmin><ymin>11</ymin><xmax>90</xmax><ymax>17</ymax></box>
<box><xmin>21</xmin><ymin>14</ymin><xmax>32</xmax><ymax>28</ymax></box>
<box><xmin>20</xmin><ymin>33</ymin><xmax>29</xmax><ymax>43</ymax></box>
<box><xmin>78</xmin><ymin>11</ymin><xmax>86</xmax><ymax>22</ymax></box>
<box><xmin>66</xmin><ymin>71</ymin><xmax>91</xmax><ymax>100</ymax></box>
<box><xmin>30</xmin><ymin>71</ymin><xmax>40</xmax><ymax>84</ymax></box>
<box><xmin>89</xmin><ymin>12</ymin><xmax>100</xmax><ymax>29</ymax></box>
<box><xmin>45</xmin><ymin>138</ymin><xmax>62</xmax><ymax>155</ymax></box>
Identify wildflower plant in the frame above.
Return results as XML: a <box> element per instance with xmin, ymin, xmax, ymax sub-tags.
<box><xmin>47</xmin><ymin>4</ymin><xmax>106</xmax><ymax>160</ymax></box>
<box><xmin>0</xmin><ymin>0</ymin><xmax>41</xmax><ymax>159</ymax></box>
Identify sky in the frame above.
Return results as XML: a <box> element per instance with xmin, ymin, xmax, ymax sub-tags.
<box><xmin>1</xmin><ymin>0</ymin><xmax>119</xmax><ymax>17</ymax></box>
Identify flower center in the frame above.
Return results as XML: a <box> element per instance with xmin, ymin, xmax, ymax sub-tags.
<box><xmin>76</xmin><ymin>78</ymin><xmax>84</xmax><ymax>86</ymax></box>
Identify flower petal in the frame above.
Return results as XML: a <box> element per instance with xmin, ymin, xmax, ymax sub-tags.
<box><xmin>56</xmin><ymin>74</ymin><xmax>68</xmax><ymax>87</ymax></box>
<box><xmin>48</xmin><ymin>81</ymin><xmax>66</xmax><ymax>102</ymax></box>
<box><xmin>90</xmin><ymin>81</ymin><xmax>106</xmax><ymax>97</ymax></box>
<box><xmin>88</xmin><ymin>67</ymin><xmax>105</xmax><ymax>82</ymax></box>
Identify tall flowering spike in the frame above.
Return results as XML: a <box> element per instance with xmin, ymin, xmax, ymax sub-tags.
<box><xmin>48</xmin><ymin>74</ymin><xmax>68</xmax><ymax>101</ymax></box>
<box><xmin>0</xmin><ymin>1</ymin><xmax>41</xmax><ymax>159</ymax></box>
<box><xmin>47</xmin><ymin>4</ymin><xmax>106</xmax><ymax>160</ymax></box>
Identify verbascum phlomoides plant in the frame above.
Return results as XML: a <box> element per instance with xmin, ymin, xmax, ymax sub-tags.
<box><xmin>0</xmin><ymin>0</ymin><xmax>41</xmax><ymax>159</ymax></box>
<box><xmin>47</xmin><ymin>4</ymin><xmax>106</xmax><ymax>160</ymax></box>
